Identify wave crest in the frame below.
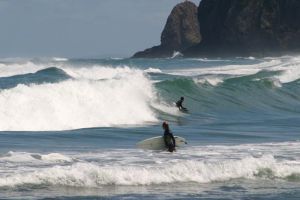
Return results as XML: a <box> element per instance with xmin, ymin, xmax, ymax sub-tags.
<box><xmin>0</xmin><ymin>68</ymin><xmax>159</xmax><ymax>131</ymax></box>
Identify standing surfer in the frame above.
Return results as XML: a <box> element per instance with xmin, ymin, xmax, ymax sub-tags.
<box><xmin>162</xmin><ymin>122</ymin><xmax>176</xmax><ymax>152</ymax></box>
<box><xmin>176</xmin><ymin>97</ymin><xmax>187</xmax><ymax>111</ymax></box>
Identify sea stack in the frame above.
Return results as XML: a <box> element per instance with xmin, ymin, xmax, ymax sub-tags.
<box><xmin>133</xmin><ymin>1</ymin><xmax>201</xmax><ymax>58</ymax></box>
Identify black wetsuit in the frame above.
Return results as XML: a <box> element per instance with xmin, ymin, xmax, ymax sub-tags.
<box><xmin>164</xmin><ymin>129</ymin><xmax>176</xmax><ymax>152</ymax></box>
<box><xmin>176</xmin><ymin>99</ymin><xmax>186</xmax><ymax>111</ymax></box>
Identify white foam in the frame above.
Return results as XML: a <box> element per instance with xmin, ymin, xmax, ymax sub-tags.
<box><xmin>0</xmin><ymin>154</ymin><xmax>299</xmax><ymax>187</ymax></box>
<box><xmin>110</xmin><ymin>57</ymin><xmax>124</xmax><ymax>60</ymax></box>
<box><xmin>62</xmin><ymin>65</ymin><xmax>141</xmax><ymax>80</ymax></box>
<box><xmin>0</xmin><ymin>151</ymin><xmax>72</xmax><ymax>163</ymax></box>
<box><xmin>0</xmin><ymin>69</ymin><xmax>159</xmax><ymax>131</ymax></box>
<box><xmin>0</xmin><ymin>61</ymin><xmax>46</xmax><ymax>78</ymax></box>
<box><xmin>144</xmin><ymin>68</ymin><xmax>162</xmax><ymax>73</ymax></box>
<box><xmin>171</xmin><ymin>51</ymin><xmax>183</xmax><ymax>58</ymax></box>
<box><xmin>165</xmin><ymin>59</ymin><xmax>281</xmax><ymax>77</ymax></box>
<box><xmin>1</xmin><ymin>142</ymin><xmax>300</xmax><ymax>187</ymax></box>
<box><xmin>41</xmin><ymin>153</ymin><xmax>73</xmax><ymax>162</ymax></box>
<box><xmin>167</xmin><ymin>56</ymin><xmax>300</xmax><ymax>85</ymax></box>
<box><xmin>52</xmin><ymin>57</ymin><xmax>68</xmax><ymax>62</ymax></box>
<box><xmin>189</xmin><ymin>58</ymin><xmax>231</xmax><ymax>62</ymax></box>
<box><xmin>151</xmin><ymin>101</ymin><xmax>183</xmax><ymax>117</ymax></box>
<box><xmin>193</xmin><ymin>76</ymin><xmax>224</xmax><ymax>86</ymax></box>
<box><xmin>0</xmin><ymin>151</ymin><xmax>36</xmax><ymax>163</ymax></box>
<box><xmin>273</xmin><ymin>63</ymin><xmax>300</xmax><ymax>83</ymax></box>
<box><xmin>246</xmin><ymin>55</ymin><xmax>300</xmax><ymax>84</ymax></box>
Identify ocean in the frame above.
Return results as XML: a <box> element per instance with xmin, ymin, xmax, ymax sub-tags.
<box><xmin>0</xmin><ymin>56</ymin><xmax>300</xmax><ymax>199</ymax></box>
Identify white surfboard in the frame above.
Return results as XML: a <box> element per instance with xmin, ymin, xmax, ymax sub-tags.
<box><xmin>137</xmin><ymin>136</ymin><xmax>187</xmax><ymax>150</ymax></box>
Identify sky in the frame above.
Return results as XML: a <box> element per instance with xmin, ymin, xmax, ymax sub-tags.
<box><xmin>0</xmin><ymin>0</ymin><xmax>200</xmax><ymax>58</ymax></box>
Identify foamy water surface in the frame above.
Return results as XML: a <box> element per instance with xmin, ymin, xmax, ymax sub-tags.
<box><xmin>1</xmin><ymin>56</ymin><xmax>300</xmax><ymax>199</ymax></box>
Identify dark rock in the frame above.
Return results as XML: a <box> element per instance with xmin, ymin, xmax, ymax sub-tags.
<box><xmin>133</xmin><ymin>1</ymin><xmax>201</xmax><ymax>58</ymax></box>
<box><xmin>184</xmin><ymin>0</ymin><xmax>300</xmax><ymax>57</ymax></box>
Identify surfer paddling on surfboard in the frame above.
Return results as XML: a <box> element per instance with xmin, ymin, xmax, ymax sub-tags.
<box><xmin>162</xmin><ymin>122</ymin><xmax>176</xmax><ymax>152</ymax></box>
<box><xmin>176</xmin><ymin>97</ymin><xmax>187</xmax><ymax>112</ymax></box>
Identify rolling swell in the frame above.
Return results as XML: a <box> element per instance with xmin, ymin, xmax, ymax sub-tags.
<box><xmin>0</xmin><ymin>67</ymin><xmax>70</xmax><ymax>90</ymax></box>
<box><xmin>155</xmin><ymin>69</ymin><xmax>300</xmax><ymax>119</ymax></box>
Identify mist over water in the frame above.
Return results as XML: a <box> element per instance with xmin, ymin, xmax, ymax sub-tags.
<box><xmin>1</xmin><ymin>56</ymin><xmax>300</xmax><ymax>199</ymax></box>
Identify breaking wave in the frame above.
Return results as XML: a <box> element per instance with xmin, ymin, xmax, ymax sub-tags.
<box><xmin>0</xmin><ymin>66</ymin><xmax>165</xmax><ymax>131</ymax></box>
<box><xmin>2</xmin><ymin>56</ymin><xmax>300</xmax><ymax>130</ymax></box>
<box><xmin>1</xmin><ymin>142</ymin><xmax>300</xmax><ymax>187</ymax></box>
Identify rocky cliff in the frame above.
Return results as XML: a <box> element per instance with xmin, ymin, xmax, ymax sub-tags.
<box><xmin>133</xmin><ymin>1</ymin><xmax>201</xmax><ymax>58</ymax></box>
<box><xmin>185</xmin><ymin>0</ymin><xmax>300</xmax><ymax>57</ymax></box>
<box><xmin>133</xmin><ymin>0</ymin><xmax>300</xmax><ymax>58</ymax></box>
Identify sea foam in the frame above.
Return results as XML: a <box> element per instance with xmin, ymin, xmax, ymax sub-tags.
<box><xmin>0</xmin><ymin>67</ymin><xmax>159</xmax><ymax>131</ymax></box>
<box><xmin>0</xmin><ymin>154</ymin><xmax>299</xmax><ymax>187</ymax></box>
<box><xmin>0</xmin><ymin>62</ymin><xmax>46</xmax><ymax>78</ymax></box>
<box><xmin>1</xmin><ymin>142</ymin><xmax>300</xmax><ymax>188</ymax></box>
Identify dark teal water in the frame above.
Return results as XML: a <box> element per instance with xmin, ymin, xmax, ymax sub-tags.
<box><xmin>0</xmin><ymin>56</ymin><xmax>300</xmax><ymax>199</ymax></box>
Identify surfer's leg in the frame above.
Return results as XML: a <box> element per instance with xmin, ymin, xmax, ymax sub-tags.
<box><xmin>168</xmin><ymin>144</ymin><xmax>175</xmax><ymax>152</ymax></box>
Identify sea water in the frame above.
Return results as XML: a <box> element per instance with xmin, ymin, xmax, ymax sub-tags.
<box><xmin>0</xmin><ymin>56</ymin><xmax>300</xmax><ymax>199</ymax></box>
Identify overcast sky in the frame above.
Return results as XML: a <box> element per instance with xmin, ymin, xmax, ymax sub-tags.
<box><xmin>0</xmin><ymin>0</ymin><xmax>200</xmax><ymax>58</ymax></box>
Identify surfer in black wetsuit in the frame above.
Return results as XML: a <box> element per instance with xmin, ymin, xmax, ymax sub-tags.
<box><xmin>162</xmin><ymin>122</ymin><xmax>176</xmax><ymax>152</ymax></box>
<box><xmin>176</xmin><ymin>97</ymin><xmax>187</xmax><ymax>111</ymax></box>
